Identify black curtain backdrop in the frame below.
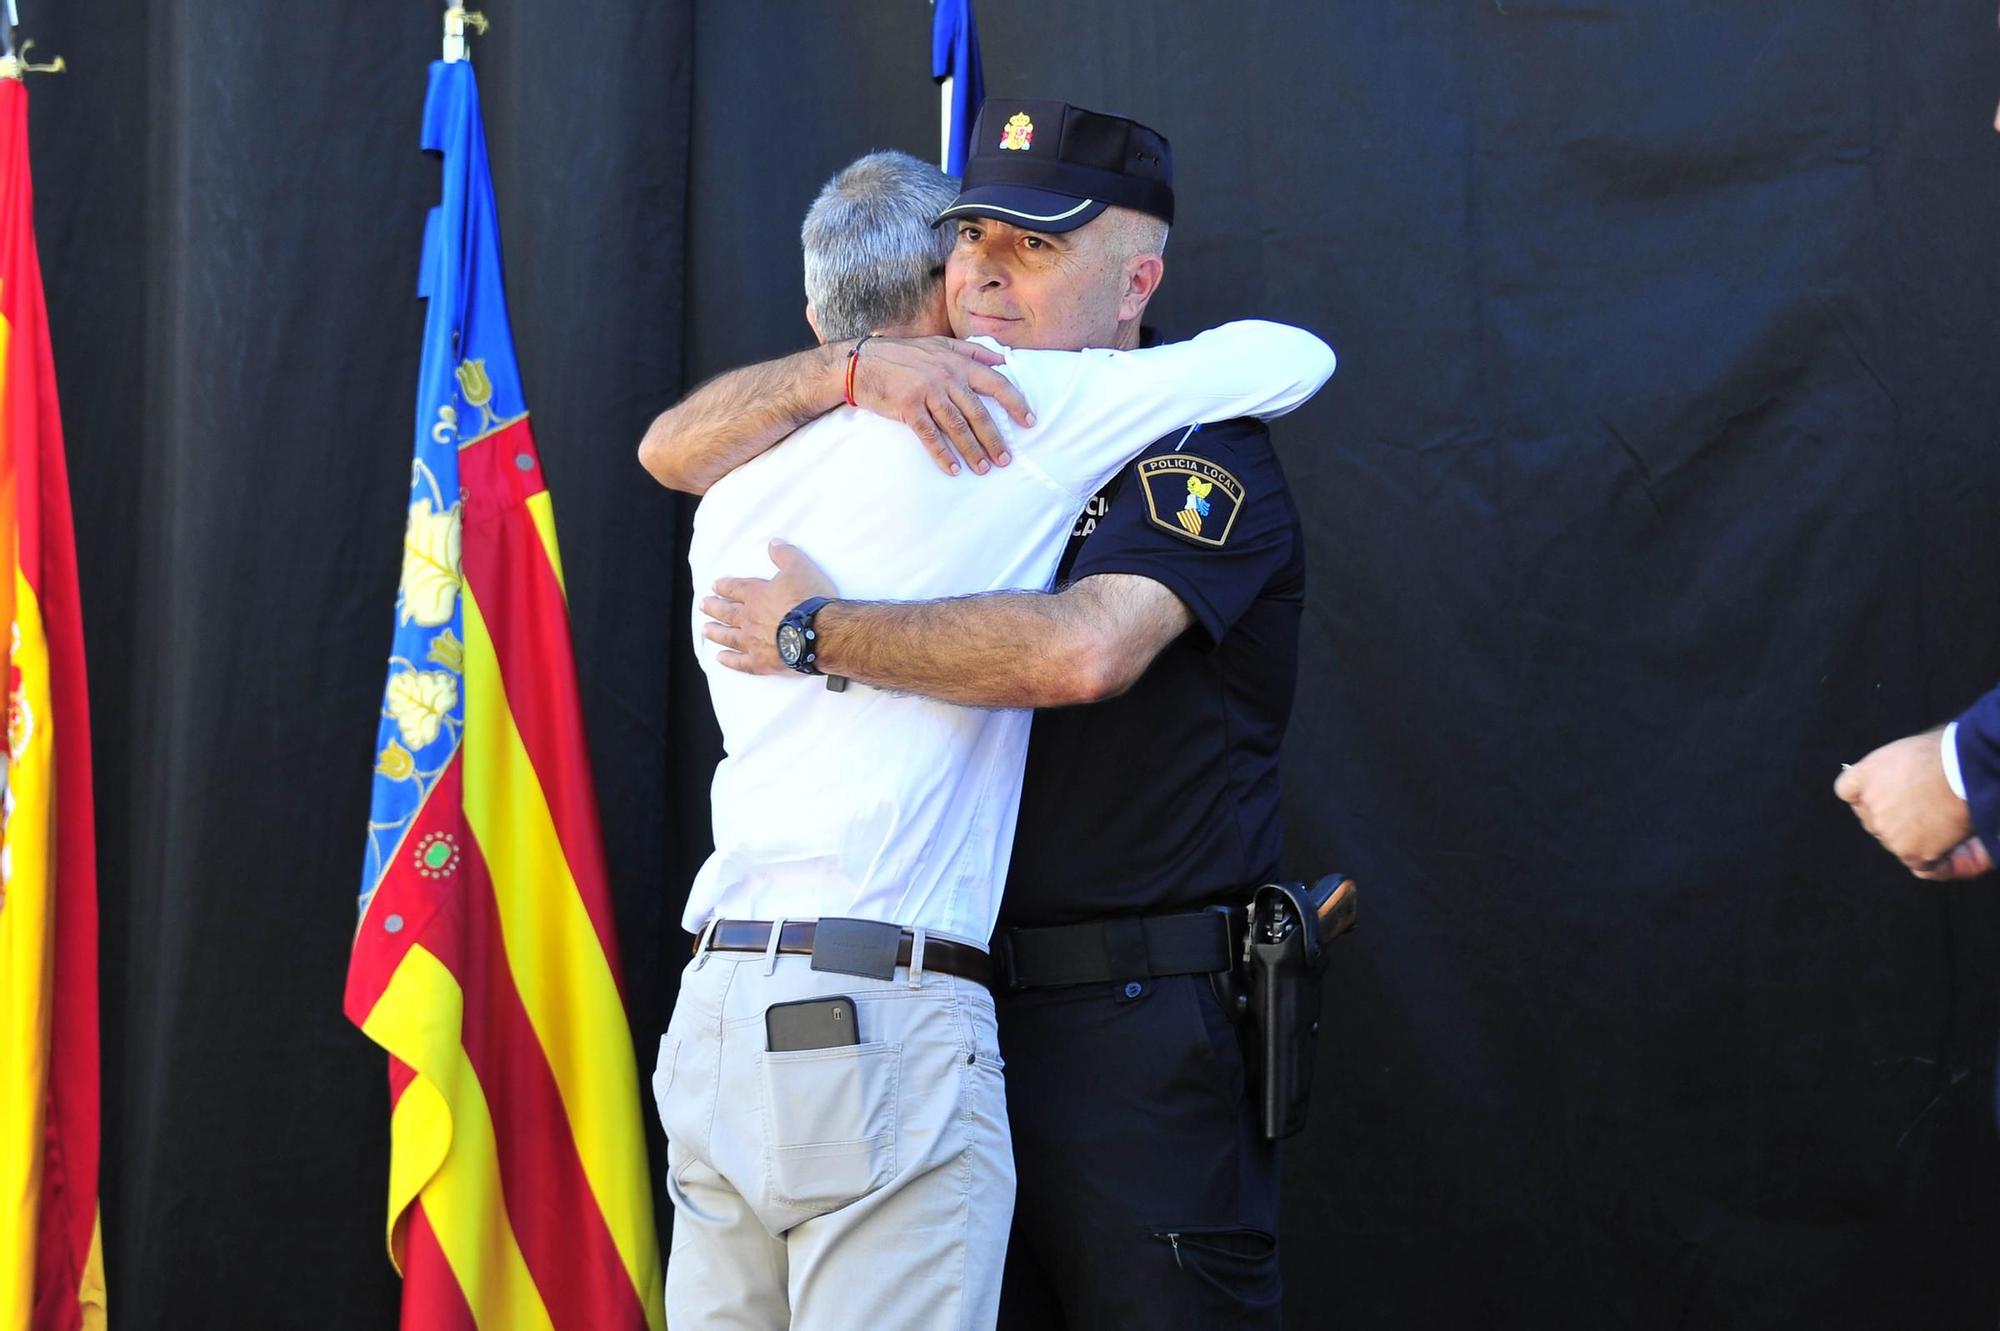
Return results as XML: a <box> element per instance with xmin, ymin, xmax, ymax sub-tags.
<box><xmin>19</xmin><ymin>2</ymin><xmax>2000</xmax><ymax>1327</ymax></box>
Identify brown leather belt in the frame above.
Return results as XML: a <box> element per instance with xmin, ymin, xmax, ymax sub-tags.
<box><xmin>701</xmin><ymin>919</ymin><xmax>993</xmax><ymax>989</ymax></box>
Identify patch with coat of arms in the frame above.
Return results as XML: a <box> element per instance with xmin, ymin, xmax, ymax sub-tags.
<box><xmin>1136</xmin><ymin>455</ymin><xmax>1245</xmax><ymax>547</ymax></box>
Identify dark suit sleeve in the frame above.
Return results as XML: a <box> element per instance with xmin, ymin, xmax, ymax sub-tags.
<box><xmin>1955</xmin><ymin>684</ymin><xmax>2000</xmax><ymax>848</ymax></box>
<box><xmin>1065</xmin><ymin>417</ymin><xmax>1302</xmax><ymax>648</ymax></box>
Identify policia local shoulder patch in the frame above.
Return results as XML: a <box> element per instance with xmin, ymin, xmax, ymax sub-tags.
<box><xmin>1137</xmin><ymin>455</ymin><xmax>1245</xmax><ymax>547</ymax></box>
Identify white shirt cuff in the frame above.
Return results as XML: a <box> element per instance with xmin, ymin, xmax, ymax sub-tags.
<box><xmin>1941</xmin><ymin>721</ymin><xmax>1967</xmax><ymax>801</ymax></box>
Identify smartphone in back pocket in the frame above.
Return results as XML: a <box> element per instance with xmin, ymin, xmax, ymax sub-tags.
<box><xmin>765</xmin><ymin>995</ymin><xmax>860</xmax><ymax>1051</ymax></box>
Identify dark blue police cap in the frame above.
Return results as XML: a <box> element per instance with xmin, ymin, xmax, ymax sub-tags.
<box><xmin>934</xmin><ymin>99</ymin><xmax>1174</xmax><ymax>234</ymax></box>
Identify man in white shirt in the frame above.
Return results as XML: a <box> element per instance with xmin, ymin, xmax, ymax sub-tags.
<box><xmin>646</xmin><ymin>133</ymin><xmax>1333</xmax><ymax>1329</ymax></box>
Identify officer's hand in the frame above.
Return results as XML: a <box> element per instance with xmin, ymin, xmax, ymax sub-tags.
<box><xmin>1834</xmin><ymin>728</ymin><xmax>1974</xmax><ymax>872</ymax></box>
<box><xmin>1914</xmin><ymin>837</ymin><xmax>1994</xmax><ymax>881</ymax></box>
<box><xmin>702</xmin><ymin>540</ymin><xmax>838</xmax><ymax>676</ymax></box>
<box><xmin>850</xmin><ymin>337</ymin><xmax>1033</xmax><ymax>478</ymax></box>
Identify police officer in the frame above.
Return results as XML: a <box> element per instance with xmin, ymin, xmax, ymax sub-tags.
<box><xmin>672</xmin><ymin>102</ymin><xmax>1325</xmax><ymax>1328</ymax></box>
<box><xmin>973</xmin><ymin>392</ymin><xmax>1306</xmax><ymax>1329</ymax></box>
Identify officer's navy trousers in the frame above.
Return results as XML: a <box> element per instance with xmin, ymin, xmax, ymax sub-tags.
<box><xmin>995</xmin><ymin>971</ymin><xmax>1283</xmax><ymax>1329</ymax></box>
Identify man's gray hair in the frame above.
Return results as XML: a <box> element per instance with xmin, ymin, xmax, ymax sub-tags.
<box><xmin>802</xmin><ymin>151</ymin><xmax>959</xmax><ymax>342</ymax></box>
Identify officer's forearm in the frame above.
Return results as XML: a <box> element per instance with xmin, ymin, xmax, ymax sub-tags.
<box><xmin>813</xmin><ymin>574</ymin><xmax>1190</xmax><ymax>709</ymax></box>
<box><xmin>813</xmin><ymin>592</ymin><xmax>1107</xmax><ymax>710</ymax></box>
<box><xmin>636</xmin><ymin>344</ymin><xmax>846</xmax><ymax>495</ymax></box>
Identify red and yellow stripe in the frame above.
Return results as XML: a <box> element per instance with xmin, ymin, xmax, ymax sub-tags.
<box><xmin>0</xmin><ymin>75</ymin><xmax>106</xmax><ymax>1331</ymax></box>
<box><xmin>347</xmin><ymin>421</ymin><xmax>661</xmax><ymax>1331</ymax></box>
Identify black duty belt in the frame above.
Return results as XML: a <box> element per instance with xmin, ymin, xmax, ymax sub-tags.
<box><xmin>701</xmin><ymin>919</ymin><xmax>994</xmax><ymax>989</ymax></box>
<box><xmin>994</xmin><ymin>909</ymin><xmax>1235</xmax><ymax>991</ymax></box>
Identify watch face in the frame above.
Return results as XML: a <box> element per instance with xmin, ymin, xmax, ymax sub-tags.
<box><xmin>776</xmin><ymin>622</ymin><xmax>806</xmax><ymax>667</ymax></box>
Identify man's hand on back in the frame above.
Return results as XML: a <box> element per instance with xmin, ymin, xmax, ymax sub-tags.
<box><xmin>638</xmin><ymin>336</ymin><xmax>1035</xmax><ymax>494</ymax></box>
<box><xmin>703</xmin><ymin>540</ymin><xmax>837</xmax><ymax>675</ymax></box>
<box><xmin>852</xmin><ymin>336</ymin><xmax>1035</xmax><ymax>477</ymax></box>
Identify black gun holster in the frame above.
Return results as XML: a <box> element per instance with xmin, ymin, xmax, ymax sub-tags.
<box><xmin>1231</xmin><ymin>874</ymin><xmax>1354</xmax><ymax>1141</ymax></box>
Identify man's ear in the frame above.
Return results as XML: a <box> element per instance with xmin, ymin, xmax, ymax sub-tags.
<box><xmin>1118</xmin><ymin>254</ymin><xmax>1165</xmax><ymax>324</ymax></box>
<box><xmin>805</xmin><ymin>301</ymin><xmax>825</xmax><ymax>345</ymax></box>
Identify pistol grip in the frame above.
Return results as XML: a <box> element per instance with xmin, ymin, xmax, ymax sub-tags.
<box><xmin>1315</xmin><ymin>876</ymin><xmax>1358</xmax><ymax>939</ymax></box>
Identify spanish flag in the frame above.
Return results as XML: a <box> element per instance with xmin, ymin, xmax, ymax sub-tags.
<box><xmin>0</xmin><ymin>72</ymin><xmax>107</xmax><ymax>1331</ymax></box>
<box><xmin>344</xmin><ymin>57</ymin><xmax>663</xmax><ymax>1330</ymax></box>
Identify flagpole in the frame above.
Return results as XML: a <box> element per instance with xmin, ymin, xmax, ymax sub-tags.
<box><xmin>932</xmin><ymin>1</ymin><xmax>948</xmax><ymax>173</ymax></box>
<box><xmin>442</xmin><ymin>4</ymin><xmax>488</xmax><ymax>64</ymax></box>
<box><xmin>940</xmin><ymin>75</ymin><xmax>954</xmax><ymax>173</ymax></box>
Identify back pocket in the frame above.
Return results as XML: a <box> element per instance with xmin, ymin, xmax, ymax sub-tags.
<box><xmin>759</xmin><ymin>1041</ymin><xmax>901</xmax><ymax>1214</ymax></box>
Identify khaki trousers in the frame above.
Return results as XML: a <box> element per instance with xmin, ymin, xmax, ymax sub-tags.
<box><xmin>654</xmin><ymin>947</ymin><xmax>1014</xmax><ymax>1330</ymax></box>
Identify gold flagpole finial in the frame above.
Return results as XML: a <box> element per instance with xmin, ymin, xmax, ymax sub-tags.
<box><xmin>442</xmin><ymin>7</ymin><xmax>489</xmax><ymax>64</ymax></box>
<box><xmin>0</xmin><ymin>39</ymin><xmax>65</xmax><ymax>82</ymax></box>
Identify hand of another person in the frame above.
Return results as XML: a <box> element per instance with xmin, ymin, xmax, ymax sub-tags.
<box><xmin>850</xmin><ymin>336</ymin><xmax>1034</xmax><ymax>478</ymax></box>
<box><xmin>1914</xmin><ymin>837</ymin><xmax>1993</xmax><ymax>881</ymax></box>
<box><xmin>1834</xmin><ymin>728</ymin><xmax>1975</xmax><ymax>871</ymax></box>
<box><xmin>702</xmin><ymin>540</ymin><xmax>837</xmax><ymax>675</ymax></box>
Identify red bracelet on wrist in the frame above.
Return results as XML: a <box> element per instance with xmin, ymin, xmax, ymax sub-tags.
<box><xmin>844</xmin><ymin>333</ymin><xmax>876</xmax><ymax>408</ymax></box>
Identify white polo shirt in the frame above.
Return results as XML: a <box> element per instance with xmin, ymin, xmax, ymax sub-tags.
<box><xmin>684</xmin><ymin>321</ymin><xmax>1337</xmax><ymax>944</ymax></box>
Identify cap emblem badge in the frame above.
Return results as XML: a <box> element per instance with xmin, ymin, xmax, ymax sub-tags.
<box><xmin>999</xmin><ymin>112</ymin><xmax>1034</xmax><ymax>151</ymax></box>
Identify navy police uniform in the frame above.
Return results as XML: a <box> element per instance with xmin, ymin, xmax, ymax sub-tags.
<box><xmin>993</xmin><ymin>414</ymin><xmax>1304</xmax><ymax>1330</ymax></box>
<box><xmin>931</xmin><ymin>98</ymin><xmax>1310</xmax><ymax>1328</ymax></box>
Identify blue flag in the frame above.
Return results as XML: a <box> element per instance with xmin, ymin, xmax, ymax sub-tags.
<box><xmin>932</xmin><ymin>0</ymin><xmax>984</xmax><ymax>176</ymax></box>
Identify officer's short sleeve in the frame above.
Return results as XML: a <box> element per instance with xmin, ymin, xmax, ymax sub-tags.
<box><xmin>1065</xmin><ymin>417</ymin><xmax>1300</xmax><ymax>646</ymax></box>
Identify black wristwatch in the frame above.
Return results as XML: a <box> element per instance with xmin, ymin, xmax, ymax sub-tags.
<box><xmin>776</xmin><ymin>596</ymin><xmax>835</xmax><ymax>676</ymax></box>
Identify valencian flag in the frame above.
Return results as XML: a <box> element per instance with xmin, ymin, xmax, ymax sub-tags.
<box><xmin>344</xmin><ymin>54</ymin><xmax>663</xmax><ymax>1331</ymax></box>
<box><xmin>932</xmin><ymin>0</ymin><xmax>984</xmax><ymax>175</ymax></box>
<box><xmin>0</xmin><ymin>71</ymin><xmax>106</xmax><ymax>1331</ymax></box>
